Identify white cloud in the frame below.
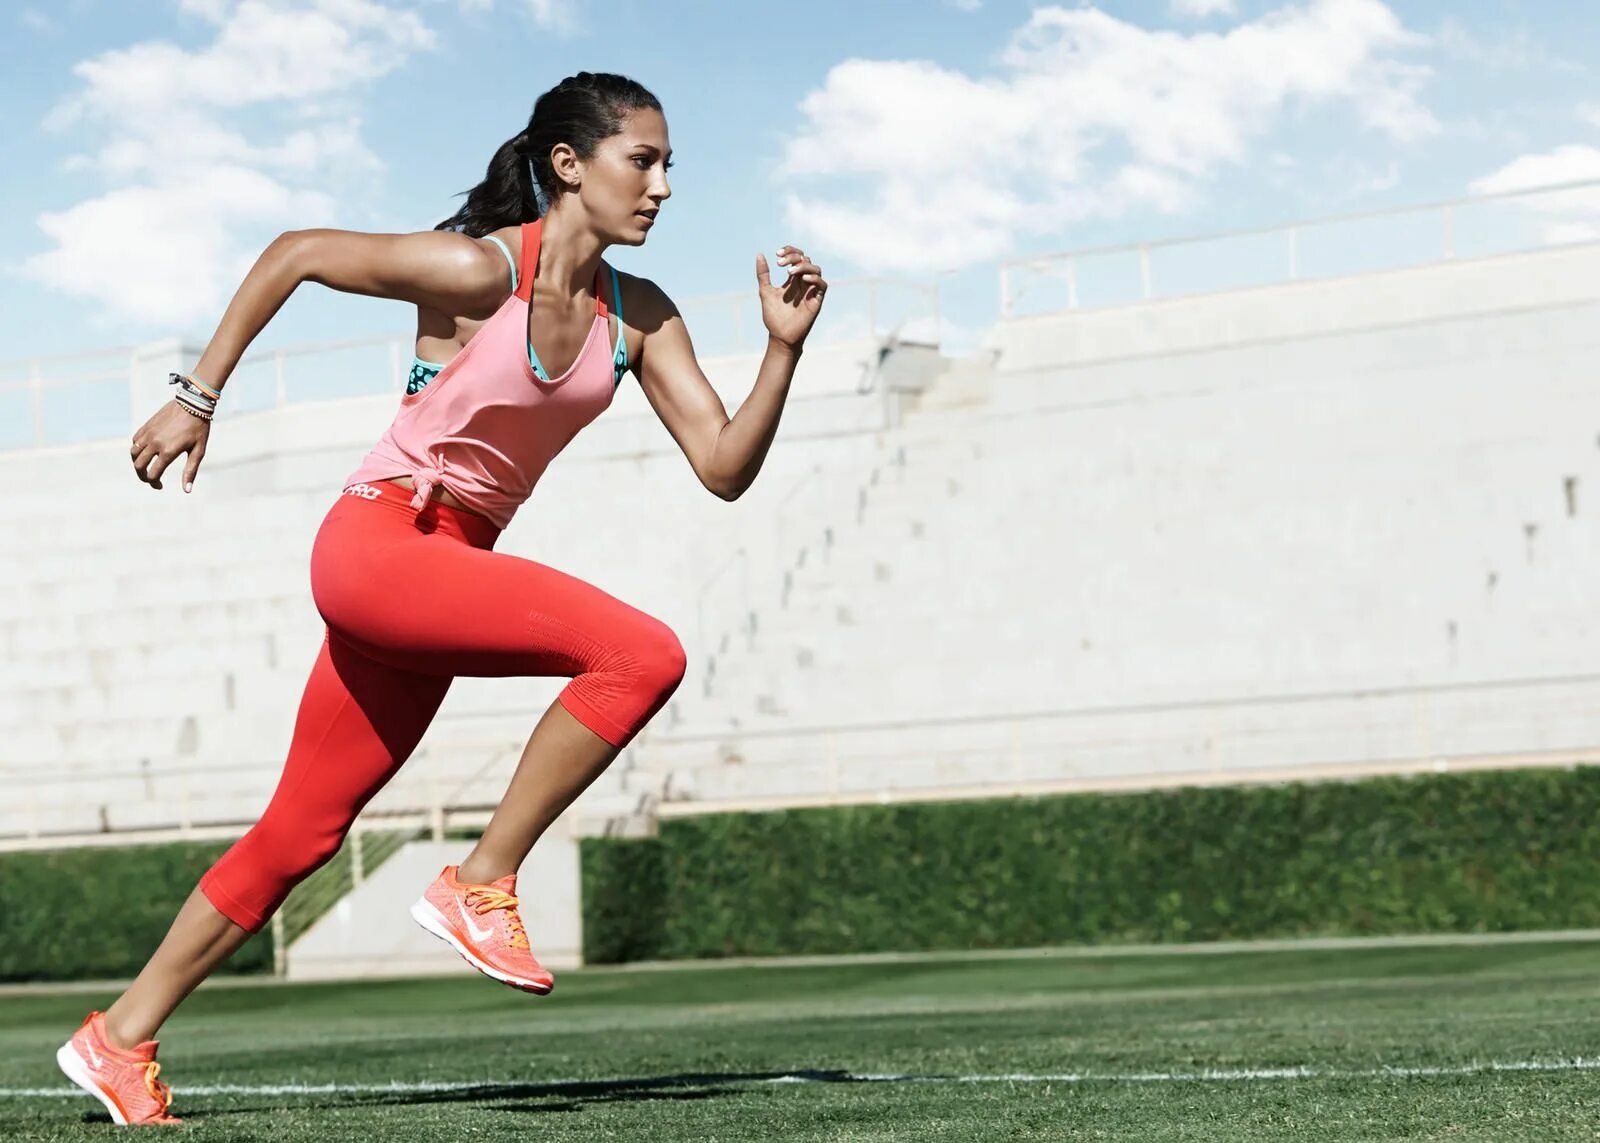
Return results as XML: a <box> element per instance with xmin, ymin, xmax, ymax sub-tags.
<box><xmin>1544</xmin><ymin>221</ymin><xmax>1600</xmax><ymax>245</ymax></box>
<box><xmin>1349</xmin><ymin>159</ymin><xmax>1399</xmax><ymax>194</ymax></box>
<box><xmin>178</xmin><ymin>0</ymin><xmax>235</xmax><ymax>21</ymax></box>
<box><xmin>1470</xmin><ymin>145</ymin><xmax>1600</xmax><ymax>209</ymax></box>
<box><xmin>29</xmin><ymin>178</ymin><xmax>340</xmax><ymax>328</ymax></box>
<box><xmin>1434</xmin><ymin>18</ymin><xmax>1576</xmax><ymax>75</ymax></box>
<box><xmin>24</xmin><ymin>1</ymin><xmax>434</xmax><ymax>328</ymax></box>
<box><xmin>946</xmin><ymin>0</ymin><xmax>983</xmax><ymax>11</ymax></box>
<box><xmin>1580</xmin><ymin>104</ymin><xmax>1600</xmax><ymax>131</ymax></box>
<box><xmin>780</xmin><ymin>0</ymin><xmax>1436</xmax><ymax>273</ymax></box>
<box><xmin>524</xmin><ymin>0</ymin><xmax>578</xmax><ymax>32</ymax></box>
<box><xmin>1171</xmin><ymin>0</ymin><xmax>1237</xmax><ymax>18</ymax></box>
<box><xmin>1470</xmin><ymin>145</ymin><xmax>1600</xmax><ymax>248</ymax></box>
<box><xmin>458</xmin><ymin>0</ymin><xmax>579</xmax><ymax>33</ymax></box>
<box><xmin>50</xmin><ymin>1</ymin><xmax>430</xmax><ymax>123</ymax></box>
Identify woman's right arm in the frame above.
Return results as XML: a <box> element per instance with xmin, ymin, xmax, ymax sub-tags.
<box><xmin>131</xmin><ymin>229</ymin><xmax>511</xmax><ymax>493</ymax></box>
<box><xmin>197</xmin><ymin>229</ymin><xmax>511</xmax><ymax>398</ymax></box>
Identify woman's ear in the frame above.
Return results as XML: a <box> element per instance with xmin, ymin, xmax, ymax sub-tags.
<box><xmin>548</xmin><ymin>142</ymin><xmax>582</xmax><ymax>191</ymax></box>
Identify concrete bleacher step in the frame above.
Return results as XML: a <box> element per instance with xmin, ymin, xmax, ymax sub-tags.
<box><xmin>60</xmin><ymin>599</ymin><xmax>320</xmax><ymax>655</ymax></box>
<box><xmin>108</xmin><ymin>567</ymin><xmax>311</xmax><ymax>610</ymax></box>
<box><xmin>17</xmin><ymin>706</ymin><xmax>293</xmax><ymax>769</ymax></box>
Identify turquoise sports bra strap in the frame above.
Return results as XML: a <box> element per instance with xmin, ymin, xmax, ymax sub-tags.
<box><xmin>609</xmin><ymin>264</ymin><xmax>628</xmax><ymax>385</ymax></box>
<box><xmin>485</xmin><ymin>235</ymin><xmax>518</xmax><ymax>292</ymax></box>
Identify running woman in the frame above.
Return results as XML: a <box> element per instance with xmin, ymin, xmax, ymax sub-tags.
<box><xmin>55</xmin><ymin>72</ymin><xmax>826</xmax><ymax>1127</ymax></box>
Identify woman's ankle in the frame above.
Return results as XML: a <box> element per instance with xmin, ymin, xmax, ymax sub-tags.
<box><xmin>456</xmin><ymin>851</ymin><xmax>517</xmax><ymax>885</ymax></box>
<box><xmin>100</xmin><ymin>1004</ymin><xmax>153</xmax><ymax>1051</ymax></box>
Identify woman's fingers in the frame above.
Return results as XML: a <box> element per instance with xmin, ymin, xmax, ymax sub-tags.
<box><xmin>133</xmin><ymin>443</ymin><xmax>161</xmax><ymax>485</ymax></box>
<box><xmin>782</xmin><ymin>262</ymin><xmax>823</xmax><ymax>303</ymax></box>
<box><xmin>146</xmin><ymin>451</ymin><xmax>173</xmax><ymax>490</ymax></box>
<box><xmin>765</xmin><ymin>245</ymin><xmax>825</xmax><ymax>305</ymax></box>
<box><xmin>133</xmin><ymin>440</ymin><xmax>181</xmax><ymax>489</ymax></box>
<box><xmin>183</xmin><ymin>440</ymin><xmax>207</xmax><ymax>494</ymax></box>
<box><xmin>138</xmin><ymin>447</ymin><xmax>168</xmax><ymax>488</ymax></box>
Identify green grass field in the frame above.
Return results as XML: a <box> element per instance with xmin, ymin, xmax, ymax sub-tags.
<box><xmin>2</xmin><ymin>939</ymin><xmax>1598</xmax><ymax>1140</ymax></box>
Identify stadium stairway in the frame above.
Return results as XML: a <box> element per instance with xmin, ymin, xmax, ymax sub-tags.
<box><xmin>620</xmin><ymin>245</ymin><xmax>1600</xmax><ymax>815</ymax></box>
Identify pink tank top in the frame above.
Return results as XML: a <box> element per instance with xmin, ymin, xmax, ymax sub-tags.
<box><xmin>345</xmin><ymin>218</ymin><xmax>620</xmax><ymax>529</ymax></box>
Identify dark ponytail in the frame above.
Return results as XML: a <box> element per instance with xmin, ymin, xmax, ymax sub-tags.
<box><xmin>435</xmin><ymin>72</ymin><xmax>663</xmax><ymax>237</ymax></box>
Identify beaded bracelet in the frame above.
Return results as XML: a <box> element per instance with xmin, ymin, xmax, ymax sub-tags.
<box><xmin>168</xmin><ymin>372</ymin><xmax>220</xmax><ymax>421</ymax></box>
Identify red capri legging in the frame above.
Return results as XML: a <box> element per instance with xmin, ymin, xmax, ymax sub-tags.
<box><xmin>199</xmin><ymin>479</ymin><xmax>686</xmax><ymax>932</ymax></box>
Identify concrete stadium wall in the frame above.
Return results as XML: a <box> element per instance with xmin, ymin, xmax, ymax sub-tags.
<box><xmin>5</xmin><ymin>243</ymin><xmax>1600</xmax><ymax>852</ymax></box>
<box><xmin>643</xmin><ymin>244</ymin><xmax>1600</xmax><ymax>806</ymax></box>
<box><xmin>0</xmin><ymin>336</ymin><xmax>901</xmax><ymax>841</ymax></box>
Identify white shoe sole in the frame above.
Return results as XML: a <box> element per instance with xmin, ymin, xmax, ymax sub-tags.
<box><xmin>56</xmin><ymin>1041</ymin><xmax>130</xmax><ymax>1127</ymax></box>
<box><xmin>408</xmin><ymin>898</ymin><xmax>553</xmax><ymax>994</ymax></box>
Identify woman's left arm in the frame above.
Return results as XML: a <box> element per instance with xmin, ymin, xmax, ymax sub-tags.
<box><xmin>633</xmin><ymin>245</ymin><xmax>826</xmax><ymax>501</ymax></box>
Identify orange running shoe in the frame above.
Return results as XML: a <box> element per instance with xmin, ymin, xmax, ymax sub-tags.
<box><xmin>410</xmin><ymin>865</ymin><xmax>554</xmax><ymax>994</ymax></box>
<box><xmin>56</xmin><ymin>1012</ymin><xmax>181</xmax><ymax>1127</ymax></box>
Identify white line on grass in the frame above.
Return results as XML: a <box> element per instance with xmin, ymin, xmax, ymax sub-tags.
<box><xmin>5</xmin><ymin>1057</ymin><xmax>1599</xmax><ymax>1100</ymax></box>
<box><xmin>7</xmin><ymin>929</ymin><xmax>1599</xmax><ymax>996</ymax></box>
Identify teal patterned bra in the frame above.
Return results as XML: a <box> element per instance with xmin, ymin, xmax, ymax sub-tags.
<box><xmin>408</xmin><ymin>233</ymin><xmax>628</xmax><ymax>396</ymax></box>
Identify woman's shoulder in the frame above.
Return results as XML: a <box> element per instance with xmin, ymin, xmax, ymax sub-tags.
<box><xmin>411</xmin><ymin>225</ymin><xmax>521</xmax><ymax>332</ymax></box>
<box><xmin>607</xmin><ymin>267</ymin><xmax>676</xmax><ymax>327</ymax></box>
<box><xmin>479</xmin><ymin>224</ymin><xmax>524</xmax><ymax>268</ymax></box>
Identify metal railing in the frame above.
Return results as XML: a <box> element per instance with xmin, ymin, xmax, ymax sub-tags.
<box><xmin>10</xmin><ymin>177</ymin><xmax>1596</xmax><ymax>450</ymax></box>
<box><xmin>273</xmin><ymin>826</ymin><xmax>418</xmax><ymax>955</ymax></box>
<box><xmin>999</xmin><ymin>176</ymin><xmax>1600</xmax><ymax>318</ymax></box>
<box><xmin>676</xmin><ymin>274</ymin><xmax>943</xmax><ymax>357</ymax></box>
<box><xmin>0</xmin><ymin>272</ymin><xmax>942</xmax><ymax>452</ymax></box>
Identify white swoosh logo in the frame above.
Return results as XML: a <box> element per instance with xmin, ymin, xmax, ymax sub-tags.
<box><xmin>84</xmin><ymin>1039</ymin><xmax>103</xmax><ymax>1069</ymax></box>
<box><xmin>455</xmin><ymin>899</ymin><xmax>494</xmax><ymax>943</ymax></box>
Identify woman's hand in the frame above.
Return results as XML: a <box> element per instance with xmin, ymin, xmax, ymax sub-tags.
<box><xmin>131</xmin><ymin>403</ymin><xmax>211</xmax><ymax>493</ymax></box>
<box><xmin>756</xmin><ymin>245</ymin><xmax>827</xmax><ymax>351</ymax></box>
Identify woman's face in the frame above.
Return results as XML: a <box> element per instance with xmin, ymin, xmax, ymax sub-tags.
<box><xmin>560</xmin><ymin>107</ymin><xmax>673</xmax><ymax>245</ymax></box>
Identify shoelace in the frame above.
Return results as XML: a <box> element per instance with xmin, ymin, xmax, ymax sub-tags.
<box><xmin>143</xmin><ymin>1061</ymin><xmax>173</xmax><ymax>1111</ymax></box>
<box><xmin>465</xmin><ymin>887</ymin><xmax>530</xmax><ymax>950</ymax></box>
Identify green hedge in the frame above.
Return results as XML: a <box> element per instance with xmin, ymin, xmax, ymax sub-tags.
<box><xmin>580</xmin><ymin>767</ymin><xmax>1600</xmax><ymax>963</ymax></box>
<box><xmin>0</xmin><ymin>841</ymin><xmax>273</xmax><ymax>982</ymax></box>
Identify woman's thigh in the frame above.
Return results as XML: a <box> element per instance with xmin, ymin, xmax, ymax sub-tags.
<box><xmin>311</xmin><ymin>499</ymin><xmax>676</xmax><ymax>679</ymax></box>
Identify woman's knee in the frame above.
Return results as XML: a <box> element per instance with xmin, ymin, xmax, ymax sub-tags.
<box><xmin>638</xmin><ymin>617</ymin><xmax>687</xmax><ymax>697</ymax></box>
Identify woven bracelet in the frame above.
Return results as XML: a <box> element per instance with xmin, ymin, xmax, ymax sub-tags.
<box><xmin>168</xmin><ymin>372</ymin><xmax>220</xmax><ymax>419</ymax></box>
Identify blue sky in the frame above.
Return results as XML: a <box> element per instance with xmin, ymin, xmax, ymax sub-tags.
<box><xmin>5</xmin><ymin>0</ymin><xmax>1600</xmax><ymax>362</ymax></box>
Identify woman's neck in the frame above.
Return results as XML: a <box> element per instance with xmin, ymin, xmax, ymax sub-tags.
<box><xmin>534</xmin><ymin>207</ymin><xmax>607</xmax><ymax>300</ymax></box>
